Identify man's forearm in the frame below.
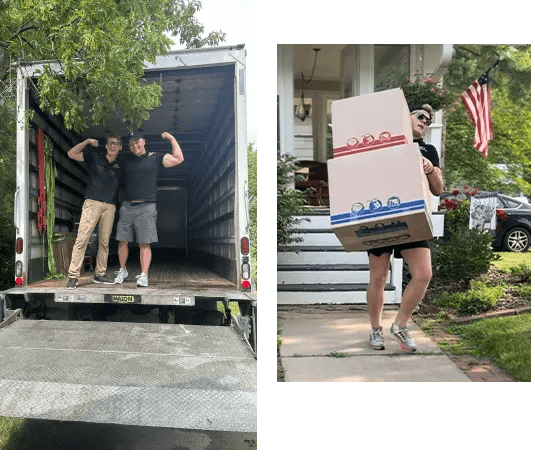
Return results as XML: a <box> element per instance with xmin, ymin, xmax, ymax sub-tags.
<box><xmin>426</xmin><ymin>167</ymin><xmax>444</xmax><ymax>196</ymax></box>
<box><xmin>169</xmin><ymin>136</ymin><xmax>183</xmax><ymax>163</ymax></box>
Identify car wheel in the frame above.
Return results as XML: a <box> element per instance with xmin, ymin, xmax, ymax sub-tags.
<box><xmin>503</xmin><ymin>227</ymin><xmax>531</xmax><ymax>252</ymax></box>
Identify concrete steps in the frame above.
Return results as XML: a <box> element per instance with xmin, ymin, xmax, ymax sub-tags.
<box><xmin>277</xmin><ymin>209</ymin><xmax>402</xmax><ymax>305</ymax></box>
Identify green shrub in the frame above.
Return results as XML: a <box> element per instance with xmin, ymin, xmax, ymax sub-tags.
<box><xmin>434</xmin><ymin>281</ymin><xmax>504</xmax><ymax>316</ymax></box>
<box><xmin>515</xmin><ymin>284</ymin><xmax>531</xmax><ymax>298</ymax></box>
<box><xmin>277</xmin><ymin>155</ymin><xmax>310</xmax><ymax>250</ymax></box>
<box><xmin>0</xmin><ymin>210</ymin><xmax>15</xmax><ymax>291</ymax></box>
<box><xmin>433</xmin><ymin>229</ymin><xmax>500</xmax><ymax>284</ymax></box>
<box><xmin>0</xmin><ymin>96</ymin><xmax>16</xmax><ymax>291</ymax></box>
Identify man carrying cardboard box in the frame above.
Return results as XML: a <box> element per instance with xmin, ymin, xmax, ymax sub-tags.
<box><xmin>368</xmin><ymin>103</ymin><xmax>443</xmax><ymax>352</ymax></box>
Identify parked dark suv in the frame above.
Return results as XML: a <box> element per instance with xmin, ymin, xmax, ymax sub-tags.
<box><xmin>440</xmin><ymin>192</ymin><xmax>531</xmax><ymax>252</ymax></box>
<box><xmin>493</xmin><ymin>194</ymin><xmax>531</xmax><ymax>252</ymax></box>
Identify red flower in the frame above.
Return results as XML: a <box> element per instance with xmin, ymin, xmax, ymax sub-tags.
<box><xmin>440</xmin><ymin>198</ymin><xmax>459</xmax><ymax>211</ymax></box>
<box><xmin>452</xmin><ymin>189</ymin><xmax>460</xmax><ymax>195</ymax></box>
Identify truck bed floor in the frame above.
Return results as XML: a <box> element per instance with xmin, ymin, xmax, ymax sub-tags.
<box><xmin>30</xmin><ymin>257</ymin><xmax>236</xmax><ymax>291</ymax></box>
<box><xmin>5</xmin><ymin>254</ymin><xmax>254</xmax><ymax>303</ymax></box>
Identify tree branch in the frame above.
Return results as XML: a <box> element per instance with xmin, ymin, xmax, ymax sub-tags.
<box><xmin>9</xmin><ymin>23</ymin><xmax>39</xmax><ymax>43</ymax></box>
<box><xmin>455</xmin><ymin>45</ymin><xmax>481</xmax><ymax>57</ymax></box>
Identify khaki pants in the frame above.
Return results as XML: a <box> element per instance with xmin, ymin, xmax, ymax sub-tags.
<box><xmin>68</xmin><ymin>199</ymin><xmax>116</xmax><ymax>278</ymax></box>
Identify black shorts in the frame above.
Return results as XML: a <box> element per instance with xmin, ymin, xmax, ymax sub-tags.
<box><xmin>367</xmin><ymin>240</ymin><xmax>432</xmax><ymax>259</ymax></box>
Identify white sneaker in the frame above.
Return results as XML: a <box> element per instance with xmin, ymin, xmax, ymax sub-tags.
<box><xmin>114</xmin><ymin>268</ymin><xmax>128</xmax><ymax>283</ymax></box>
<box><xmin>369</xmin><ymin>327</ymin><xmax>385</xmax><ymax>350</ymax></box>
<box><xmin>390</xmin><ymin>323</ymin><xmax>417</xmax><ymax>352</ymax></box>
<box><xmin>136</xmin><ymin>273</ymin><xmax>148</xmax><ymax>287</ymax></box>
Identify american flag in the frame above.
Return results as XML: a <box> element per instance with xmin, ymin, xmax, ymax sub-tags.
<box><xmin>461</xmin><ymin>73</ymin><xmax>494</xmax><ymax>157</ymax></box>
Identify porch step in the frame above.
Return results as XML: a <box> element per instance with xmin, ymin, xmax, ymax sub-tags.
<box><xmin>278</xmin><ymin>264</ymin><xmax>369</xmax><ymax>271</ymax></box>
<box><xmin>281</xmin><ymin>245</ymin><xmax>345</xmax><ymax>252</ymax></box>
<box><xmin>277</xmin><ymin>289</ymin><xmax>399</xmax><ymax>305</ymax></box>
<box><xmin>278</xmin><ymin>283</ymin><xmax>395</xmax><ymax>292</ymax></box>
<box><xmin>287</xmin><ymin>232</ymin><xmax>343</xmax><ymax>246</ymax></box>
<box><xmin>277</xmin><ymin>264</ymin><xmax>385</xmax><ymax>285</ymax></box>
<box><xmin>278</xmin><ymin>249</ymin><xmax>369</xmax><ymax>265</ymax></box>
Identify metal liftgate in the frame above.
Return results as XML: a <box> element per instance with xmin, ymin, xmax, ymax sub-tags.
<box><xmin>0</xmin><ymin>311</ymin><xmax>256</xmax><ymax>432</ymax></box>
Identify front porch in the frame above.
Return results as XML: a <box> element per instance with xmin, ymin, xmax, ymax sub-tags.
<box><xmin>277</xmin><ymin>44</ymin><xmax>451</xmax><ymax>306</ymax></box>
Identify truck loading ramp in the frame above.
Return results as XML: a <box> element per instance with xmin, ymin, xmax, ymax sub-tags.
<box><xmin>0</xmin><ymin>317</ymin><xmax>256</xmax><ymax>432</ymax></box>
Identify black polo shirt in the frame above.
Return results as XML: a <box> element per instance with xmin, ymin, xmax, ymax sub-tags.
<box><xmin>84</xmin><ymin>150</ymin><xmax>121</xmax><ymax>204</ymax></box>
<box><xmin>118</xmin><ymin>151</ymin><xmax>166</xmax><ymax>202</ymax></box>
<box><xmin>415</xmin><ymin>138</ymin><xmax>440</xmax><ymax>168</ymax></box>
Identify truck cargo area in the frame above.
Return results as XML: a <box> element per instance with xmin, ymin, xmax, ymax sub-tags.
<box><xmin>0</xmin><ymin>312</ymin><xmax>256</xmax><ymax>432</ymax></box>
<box><xmin>14</xmin><ymin>45</ymin><xmax>252</xmax><ymax>297</ymax></box>
<box><xmin>2</xmin><ymin>46</ymin><xmax>256</xmax><ymax>432</ymax></box>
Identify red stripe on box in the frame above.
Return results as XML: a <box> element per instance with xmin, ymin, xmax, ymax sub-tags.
<box><xmin>333</xmin><ymin>135</ymin><xmax>408</xmax><ymax>158</ymax></box>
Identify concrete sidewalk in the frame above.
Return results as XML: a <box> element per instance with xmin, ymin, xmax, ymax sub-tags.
<box><xmin>278</xmin><ymin>307</ymin><xmax>471</xmax><ymax>382</ymax></box>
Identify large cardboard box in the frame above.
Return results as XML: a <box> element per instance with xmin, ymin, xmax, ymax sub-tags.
<box><xmin>331</xmin><ymin>88</ymin><xmax>413</xmax><ymax>158</ymax></box>
<box><xmin>328</xmin><ymin>143</ymin><xmax>433</xmax><ymax>251</ymax></box>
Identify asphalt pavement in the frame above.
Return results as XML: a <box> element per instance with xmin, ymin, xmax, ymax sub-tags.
<box><xmin>1</xmin><ymin>419</ymin><xmax>256</xmax><ymax>449</ymax></box>
<box><xmin>278</xmin><ymin>306</ymin><xmax>471</xmax><ymax>382</ymax></box>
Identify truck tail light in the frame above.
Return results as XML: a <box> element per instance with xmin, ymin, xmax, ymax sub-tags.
<box><xmin>16</xmin><ymin>237</ymin><xmax>23</xmax><ymax>254</ymax></box>
<box><xmin>15</xmin><ymin>261</ymin><xmax>23</xmax><ymax>285</ymax></box>
<box><xmin>240</xmin><ymin>237</ymin><xmax>249</xmax><ymax>255</ymax></box>
<box><xmin>241</xmin><ymin>261</ymin><xmax>251</xmax><ymax>290</ymax></box>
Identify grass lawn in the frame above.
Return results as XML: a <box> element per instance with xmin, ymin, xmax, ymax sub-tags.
<box><xmin>446</xmin><ymin>313</ymin><xmax>531</xmax><ymax>382</ymax></box>
<box><xmin>493</xmin><ymin>250</ymin><xmax>531</xmax><ymax>272</ymax></box>
<box><xmin>0</xmin><ymin>416</ymin><xmax>24</xmax><ymax>449</ymax></box>
<box><xmin>420</xmin><ymin>249</ymin><xmax>531</xmax><ymax>382</ymax></box>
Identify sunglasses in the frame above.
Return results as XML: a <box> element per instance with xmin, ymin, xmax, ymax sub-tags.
<box><xmin>413</xmin><ymin>112</ymin><xmax>432</xmax><ymax>126</ymax></box>
<box><xmin>107</xmin><ymin>141</ymin><xmax>121</xmax><ymax>147</ymax></box>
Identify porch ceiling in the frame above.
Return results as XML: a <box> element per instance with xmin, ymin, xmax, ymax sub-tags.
<box><xmin>293</xmin><ymin>44</ymin><xmax>345</xmax><ymax>81</ymax></box>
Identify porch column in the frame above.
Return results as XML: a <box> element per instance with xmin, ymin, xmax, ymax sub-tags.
<box><xmin>277</xmin><ymin>45</ymin><xmax>294</xmax><ymax>157</ymax></box>
<box><xmin>358</xmin><ymin>45</ymin><xmax>374</xmax><ymax>95</ymax></box>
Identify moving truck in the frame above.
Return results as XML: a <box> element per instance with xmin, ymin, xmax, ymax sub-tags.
<box><xmin>0</xmin><ymin>45</ymin><xmax>256</xmax><ymax>433</ymax></box>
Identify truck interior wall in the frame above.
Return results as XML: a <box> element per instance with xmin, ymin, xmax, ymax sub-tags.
<box><xmin>188</xmin><ymin>72</ymin><xmax>237</xmax><ymax>284</ymax></box>
<box><xmin>26</xmin><ymin>91</ymin><xmax>88</xmax><ymax>284</ymax></box>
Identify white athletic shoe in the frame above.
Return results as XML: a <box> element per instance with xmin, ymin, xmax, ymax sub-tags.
<box><xmin>136</xmin><ymin>273</ymin><xmax>148</xmax><ymax>287</ymax></box>
<box><xmin>369</xmin><ymin>327</ymin><xmax>385</xmax><ymax>350</ymax></box>
<box><xmin>114</xmin><ymin>267</ymin><xmax>128</xmax><ymax>284</ymax></box>
<box><xmin>390</xmin><ymin>323</ymin><xmax>417</xmax><ymax>353</ymax></box>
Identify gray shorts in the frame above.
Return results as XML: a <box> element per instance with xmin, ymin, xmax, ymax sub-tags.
<box><xmin>116</xmin><ymin>202</ymin><xmax>158</xmax><ymax>244</ymax></box>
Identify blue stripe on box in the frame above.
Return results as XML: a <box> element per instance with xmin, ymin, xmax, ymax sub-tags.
<box><xmin>331</xmin><ymin>199</ymin><xmax>426</xmax><ymax>226</ymax></box>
